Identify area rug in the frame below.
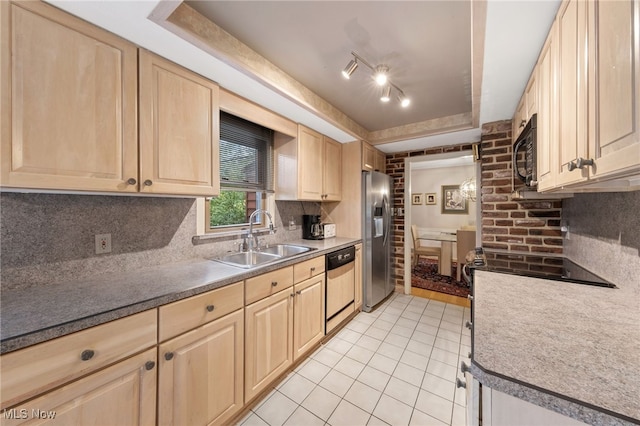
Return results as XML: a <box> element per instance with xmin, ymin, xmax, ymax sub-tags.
<box><xmin>412</xmin><ymin>258</ymin><xmax>470</xmax><ymax>298</ymax></box>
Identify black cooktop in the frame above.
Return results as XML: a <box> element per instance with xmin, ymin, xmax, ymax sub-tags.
<box><xmin>482</xmin><ymin>251</ymin><xmax>616</xmax><ymax>288</ymax></box>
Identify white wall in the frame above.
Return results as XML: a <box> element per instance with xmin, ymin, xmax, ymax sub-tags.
<box><xmin>410</xmin><ymin>164</ymin><xmax>477</xmax><ymax>232</ymax></box>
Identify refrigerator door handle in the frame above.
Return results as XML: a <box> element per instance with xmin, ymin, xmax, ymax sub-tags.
<box><xmin>382</xmin><ymin>195</ymin><xmax>389</xmax><ymax>247</ymax></box>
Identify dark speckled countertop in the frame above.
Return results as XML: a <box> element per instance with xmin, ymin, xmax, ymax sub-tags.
<box><xmin>0</xmin><ymin>238</ymin><xmax>360</xmax><ymax>354</ymax></box>
<box><xmin>471</xmin><ymin>269</ymin><xmax>640</xmax><ymax>425</ymax></box>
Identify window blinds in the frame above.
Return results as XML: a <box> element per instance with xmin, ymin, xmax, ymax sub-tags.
<box><xmin>219</xmin><ymin>111</ymin><xmax>274</xmax><ymax>192</ymax></box>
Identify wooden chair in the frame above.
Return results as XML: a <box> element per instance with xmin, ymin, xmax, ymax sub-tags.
<box><xmin>454</xmin><ymin>229</ymin><xmax>476</xmax><ymax>281</ymax></box>
<box><xmin>411</xmin><ymin>225</ymin><xmax>442</xmax><ymax>270</ymax></box>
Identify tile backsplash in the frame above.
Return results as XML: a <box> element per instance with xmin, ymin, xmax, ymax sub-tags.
<box><xmin>0</xmin><ymin>193</ymin><xmax>321</xmax><ymax>290</ymax></box>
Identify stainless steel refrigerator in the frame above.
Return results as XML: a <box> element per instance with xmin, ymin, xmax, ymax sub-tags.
<box><xmin>362</xmin><ymin>171</ymin><xmax>394</xmax><ymax>312</ymax></box>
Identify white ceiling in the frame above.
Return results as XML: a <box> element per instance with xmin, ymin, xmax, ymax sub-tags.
<box><xmin>186</xmin><ymin>1</ymin><xmax>472</xmax><ymax>132</ymax></box>
<box><xmin>47</xmin><ymin>0</ymin><xmax>560</xmax><ymax>153</ymax></box>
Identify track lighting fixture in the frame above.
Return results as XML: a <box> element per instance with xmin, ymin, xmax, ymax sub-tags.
<box><xmin>341</xmin><ymin>51</ymin><xmax>410</xmax><ymax>108</ymax></box>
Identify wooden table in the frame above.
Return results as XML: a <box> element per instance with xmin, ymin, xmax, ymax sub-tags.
<box><xmin>418</xmin><ymin>231</ymin><xmax>457</xmax><ymax>277</ymax></box>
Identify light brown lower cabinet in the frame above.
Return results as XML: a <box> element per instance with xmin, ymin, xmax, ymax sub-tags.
<box><xmin>244</xmin><ymin>289</ymin><xmax>294</xmax><ymax>402</ymax></box>
<box><xmin>158</xmin><ymin>309</ymin><xmax>244</xmax><ymax>426</ymax></box>
<box><xmin>2</xmin><ymin>348</ymin><xmax>157</xmax><ymax>426</ymax></box>
<box><xmin>293</xmin><ymin>273</ymin><xmax>326</xmax><ymax>361</ymax></box>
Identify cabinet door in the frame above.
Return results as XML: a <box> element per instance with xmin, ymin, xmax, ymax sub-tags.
<box><xmin>512</xmin><ymin>96</ymin><xmax>527</xmax><ymax>142</ymax></box>
<box><xmin>139</xmin><ymin>50</ymin><xmax>220</xmax><ymax>196</ymax></box>
<box><xmin>245</xmin><ymin>290</ymin><xmax>293</xmax><ymax>402</ymax></box>
<box><xmin>362</xmin><ymin>142</ymin><xmax>375</xmax><ymax>171</ymax></box>
<box><xmin>556</xmin><ymin>0</ymin><xmax>589</xmax><ymax>187</ymax></box>
<box><xmin>293</xmin><ymin>273</ymin><xmax>325</xmax><ymax>361</ymax></box>
<box><xmin>0</xmin><ymin>1</ymin><xmax>138</xmax><ymax>192</ymax></box>
<box><xmin>323</xmin><ymin>136</ymin><xmax>342</xmax><ymax>201</ymax></box>
<box><xmin>3</xmin><ymin>349</ymin><xmax>156</xmax><ymax>426</ymax></box>
<box><xmin>374</xmin><ymin>150</ymin><xmax>387</xmax><ymax>173</ymax></box>
<box><xmin>588</xmin><ymin>0</ymin><xmax>640</xmax><ymax>179</ymax></box>
<box><xmin>537</xmin><ymin>24</ymin><xmax>559</xmax><ymax>192</ymax></box>
<box><xmin>297</xmin><ymin>125</ymin><xmax>324</xmax><ymax>200</ymax></box>
<box><xmin>158</xmin><ymin>309</ymin><xmax>244</xmax><ymax>426</ymax></box>
<box><xmin>526</xmin><ymin>71</ymin><xmax>538</xmax><ymax>118</ymax></box>
<box><xmin>354</xmin><ymin>244</ymin><xmax>363</xmax><ymax>310</ymax></box>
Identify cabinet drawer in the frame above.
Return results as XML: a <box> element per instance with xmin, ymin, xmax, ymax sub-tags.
<box><xmin>0</xmin><ymin>310</ymin><xmax>157</xmax><ymax>409</ymax></box>
<box><xmin>159</xmin><ymin>281</ymin><xmax>244</xmax><ymax>342</ymax></box>
<box><xmin>245</xmin><ymin>267</ymin><xmax>293</xmax><ymax>305</ymax></box>
<box><xmin>293</xmin><ymin>256</ymin><xmax>325</xmax><ymax>283</ymax></box>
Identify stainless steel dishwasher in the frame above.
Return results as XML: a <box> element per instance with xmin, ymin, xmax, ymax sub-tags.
<box><xmin>325</xmin><ymin>246</ymin><xmax>356</xmax><ymax>333</ymax></box>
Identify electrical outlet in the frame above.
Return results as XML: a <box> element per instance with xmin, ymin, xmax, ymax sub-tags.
<box><xmin>95</xmin><ymin>234</ymin><xmax>112</xmax><ymax>254</ymax></box>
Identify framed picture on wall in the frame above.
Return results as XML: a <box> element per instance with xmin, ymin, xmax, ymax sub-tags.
<box><xmin>441</xmin><ymin>185</ymin><xmax>468</xmax><ymax>214</ymax></box>
<box><xmin>425</xmin><ymin>193</ymin><xmax>436</xmax><ymax>205</ymax></box>
<box><xmin>411</xmin><ymin>193</ymin><xmax>423</xmax><ymax>205</ymax></box>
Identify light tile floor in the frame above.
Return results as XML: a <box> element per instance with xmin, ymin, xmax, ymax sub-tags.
<box><xmin>238</xmin><ymin>293</ymin><xmax>471</xmax><ymax>426</ymax></box>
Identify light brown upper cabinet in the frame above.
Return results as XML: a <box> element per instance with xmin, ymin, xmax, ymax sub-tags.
<box><xmin>375</xmin><ymin>150</ymin><xmax>387</xmax><ymax>173</ymax></box>
<box><xmin>536</xmin><ymin>23</ymin><xmax>559</xmax><ymax>192</ymax></box>
<box><xmin>139</xmin><ymin>50</ymin><xmax>220</xmax><ymax>196</ymax></box>
<box><xmin>0</xmin><ymin>1</ymin><xmax>138</xmax><ymax>192</ymax></box>
<box><xmin>555</xmin><ymin>0</ymin><xmax>589</xmax><ymax>188</ymax></box>
<box><xmin>587</xmin><ymin>0</ymin><xmax>640</xmax><ymax>180</ymax></box>
<box><xmin>362</xmin><ymin>141</ymin><xmax>386</xmax><ymax>173</ymax></box>
<box><xmin>275</xmin><ymin>124</ymin><xmax>342</xmax><ymax>201</ymax></box>
<box><xmin>362</xmin><ymin>142</ymin><xmax>376</xmax><ymax>171</ymax></box>
<box><xmin>528</xmin><ymin>0</ymin><xmax>640</xmax><ymax>192</ymax></box>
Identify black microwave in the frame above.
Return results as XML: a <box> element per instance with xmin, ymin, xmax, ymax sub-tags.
<box><xmin>513</xmin><ymin>113</ymin><xmax>537</xmax><ymax>187</ymax></box>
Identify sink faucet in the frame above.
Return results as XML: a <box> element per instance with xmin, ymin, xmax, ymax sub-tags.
<box><xmin>245</xmin><ymin>209</ymin><xmax>276</xmax><ymax>251</ymax></box>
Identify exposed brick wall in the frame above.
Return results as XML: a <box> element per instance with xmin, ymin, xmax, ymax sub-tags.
<box><xmin>384</xmin><ymin>119</ymin><xmax>564</xmax><ymax>292</ymax></box>
<box><xmin>480</xmin><ymin>120</ymin><xmax>563</xmax><ymax>254</ymax></box>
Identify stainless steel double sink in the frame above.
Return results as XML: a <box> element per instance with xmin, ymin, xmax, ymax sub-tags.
<box><xmin>213</xmin><ymin>244</ymin><xmax>314</xmax><ymax>269</ymax></box>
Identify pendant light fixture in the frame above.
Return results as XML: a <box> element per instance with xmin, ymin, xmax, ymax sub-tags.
<box><xmin>341</xmin><ymin>51</ymin><xmax>411</xmax><ymax>108</ymax></box>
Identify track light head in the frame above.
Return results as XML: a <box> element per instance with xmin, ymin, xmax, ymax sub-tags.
<box><xmin>399</xmin><ymin>91</ymin><xmax>411</xmax><ymax>108</ymax></box>
<box><xmin>342</xmin><ymin>59</ymin><xmax>358</xmax><ymax>79</ymax></box>
<box><xmin>374</xmin><ymin>65</ymin><xmax>389</xmax><ymax>86</ymax></box>
<box><xmin>380</xmin><ymin>85</ymin><xmax>391</xmax><ymax>102</ymax></box>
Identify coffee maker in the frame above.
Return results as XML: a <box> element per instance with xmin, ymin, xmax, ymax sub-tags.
<box><xmin>302</xmin><ymin>214</ymin><xmax>323</xmax><ymax>240</ymax></box>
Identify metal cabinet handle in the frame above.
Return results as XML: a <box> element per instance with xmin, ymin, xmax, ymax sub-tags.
<box><xmin>296</xmin><ymin>290</ymin><xmax>302</xmax><ymax>295</ymax></box>
<box><xmin>164</xmin><ymin>352</ymin><xmax>174</xmax><ymax>361</ymax></box>
<box><xmin>568</xmin><ymin>157</ymin><xmax>594</xmax><ymax>171</ymax></box>
<box><xmin>206</xmin><ymin>305</ymin><xmax>215</xmax><ymax>312</ymax></box>
<box><xmin>80</xmin><ymin>349</ymin><xmax>95</xmax><ymax>361</ymax></box>
<box><xmin>467</xmin><ymin>295</ymin><xmax>474</xmax><ymax>301</ymax></box>
<box><xmin>519</xmin><ymin>119</ymin><xmax>526</xmax><ymax>128</ymax></box>
<box><xmin>144</xmin><ymin>179</ymin><xmax>153</xmax><ymax>186</ymax></box>
<box><xmin>465</xmin><ymin>321</ymin><xmax>472</xmax><ymax>330</ymax></box>
<box><xmin>271</xmin><ymin>281</ymin><xmax>278</xmax><ymax>287</ymax></box>
<box><xmin>310</xmin><ymin>267</ymin><xmax>316</xmax><ymax>272</ymax></box>
<box><xmin>145</xmin><ymin>361</ymin><xmax>156</xmax><ymax>371</ymax></box>
<box><xmin>290</xmin><ymin>293</ymin><xmax>295</xmax><ymax>298</ymax></box>
<box><xmin>456</xmin><ymin>378</ymin><xmax>467</xmax><ymax>389</ymax></box>
<box><xmin>460</xmin><ymin>361</ymin><xmax>470</xmax><ymax>374</ymax></box>
<box><xmin>127</xmin><ymin>178</ymin><xmax>137</xmax><ymax>185</ymax></box>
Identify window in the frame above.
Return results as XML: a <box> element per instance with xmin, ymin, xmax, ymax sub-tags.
<box><xmin>206</xmin><ymin>112</ymin><xmax>274</xmax><ymax>233</ymax></box>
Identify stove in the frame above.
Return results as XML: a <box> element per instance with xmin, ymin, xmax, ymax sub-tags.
<box><xmin>482</xmin><ymin>251</ymin><xmax>616</xmax><ymax>288</ymax></box>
